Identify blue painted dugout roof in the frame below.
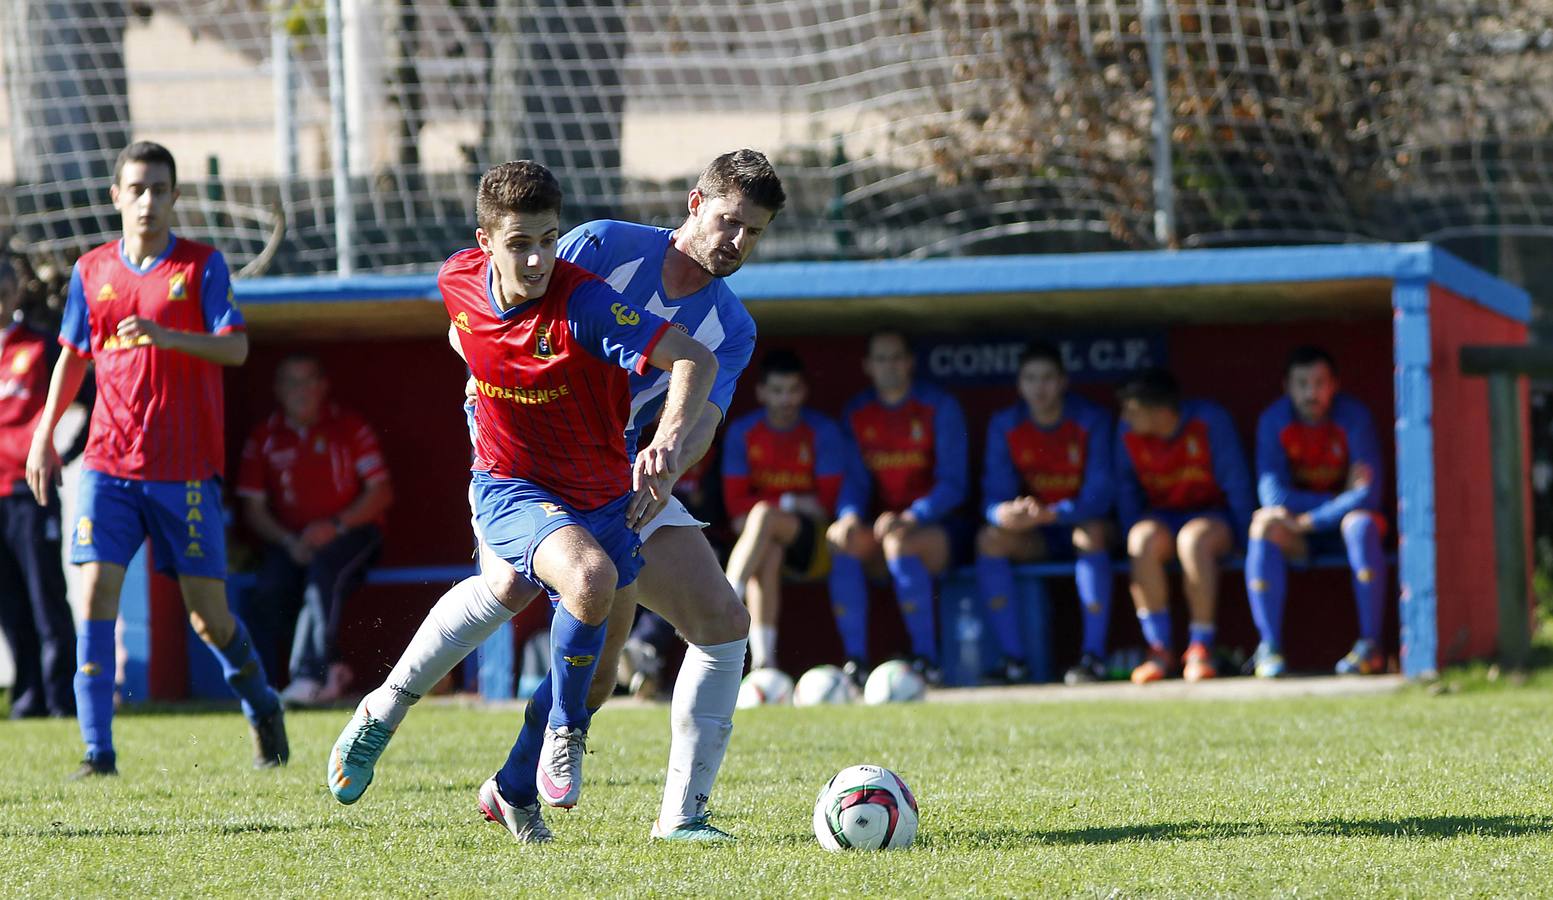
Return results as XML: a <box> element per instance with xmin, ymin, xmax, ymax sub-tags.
<box><xmin>236</xmin><ymin>242</ymin><xmax>1529</xmax><ymax>323</ymax></box>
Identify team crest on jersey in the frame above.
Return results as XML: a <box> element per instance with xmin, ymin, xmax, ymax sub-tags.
<box><xmin>910</xmin><ymin>419</ymin><xmax>924</xmax><ymax>442</ymax></box>
<box><xmin>749</xmin><ymin>444</ymin><xmax>764</xmax><ymax>462</ymax></box>
<box><xmin>454</xmin><ymin>311</ymin><xmax>473</xmax><ymax>334</ymax></box>
<box><xmin>610</xmin><ymin>302</ymin><xmax>640</xmax><ymax>327</ymax></box>
<box><xmin>1186</xmin><ymin>436</ymin><xmax>1201</xmax><ymax>458</ymax></box>
<box><xmin>798</xmin><ymin>443</ymin><xmax>811</xmax><ymax>465</ymax></box>
<box><xmin>167</xmin><ymin>272</ymin><xmax>187</xmax><ymax>301</ymax></box>
<box><xmin>96</xmin><ymin>283</ymin><xmax>118</xmax><ymax>302</ymax></box>
<box><xmin>11</xmin><ymin>349</ymin><xmax>30</xmax><ymax>374</ymax></box>
<box><xmin>1068</xmin><ymin>442</ymin><xmax>1081</xmax><ymax>465</ymax></box>
<box><xmin>75</xmin><ymin>517</ymin><xmax>93</xmax><ymax>547</ymax></box>
<box><xmin>534</xmin><ymin>323</ymin><xmax>554</xmax><ymax>358</ymax></box>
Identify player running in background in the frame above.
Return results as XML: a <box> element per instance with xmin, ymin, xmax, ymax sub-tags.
<box><xmin>1114</xmin><ymin>367</ymin><xmax>1253</xmax><ymax>684</ymax></box>
<box><xmin>331</xmin><ymin>153</ymin><xmax>773</xmax><ymax>844</ymax></box>
<box><xmin>25</xmin><ymin>142</ymin><xmax>287</xmax><ymax>776</ymax></box>
<box><xmin>976</xmin><ymin>343</ymin><xmax>1114</xmax><ymax>685</ymax></box>
<box><xmin>1245</xmin><ymin>347</ymin><xmax>1387</xmax><ymax>677</ymax></box>
<box><xmin>826</xmin><ymin>331</ymin><xmax>968</xmax><ymax>686</ymax></box>
<box><xmin>721</xmin><ymin>349</ymin><xmax>846</xmax><ymax>672</ymax></box>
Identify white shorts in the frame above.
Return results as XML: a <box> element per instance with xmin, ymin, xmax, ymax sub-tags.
<box><xmin>638</xmin><ymin>494</ymin><xmax>709</xmax><ymax>543</ymax></box>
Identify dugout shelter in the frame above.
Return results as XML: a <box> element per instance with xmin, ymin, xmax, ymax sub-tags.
<box><xmin>112</xmin><ymin>242</ymin><xmax>1526</xmax><ymax>700</ymax></box>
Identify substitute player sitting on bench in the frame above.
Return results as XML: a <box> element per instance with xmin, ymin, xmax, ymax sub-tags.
<box><xmin>721</xmin><ymin>349</ymin><xmax>845</xmax><ymax>673</ymax></box>
<box><xmin>1245</xmin><ymin>346</ymin><xmax>1387</xmax><ymax>678</ymax></box>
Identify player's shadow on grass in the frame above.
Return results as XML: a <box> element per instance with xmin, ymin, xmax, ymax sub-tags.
<box><xmin>1029</xmin><ymin>815</ymin><xmax>1553</xmax><ymax>845</ymax></box>
<box><xmin>6</xmin><ymin>819</ymin><xmax>355</xmax><ymax>839</ymax></box>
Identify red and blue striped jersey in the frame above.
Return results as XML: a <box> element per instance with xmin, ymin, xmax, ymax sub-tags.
<box><xmin>60</xmin><ymin>235</ymin><xmax>243</xmax><ymax>481</ymax></box>
<box><xmin>1116</xmin><ymin>397</ymin><xmax>1253</xmax><ymax>533</ymax></box>
<box><xmin>439</xmin><ymin>249</ymin><xmax>671</xmax><ymax>511</ymax></box>
<box><xmin>721</xmin><ymin>408</ymin><xmax>846</xmax><ymax>520</ymax></box>
<box><xmin>837</xmin><ymin>382</ymin><xmax>967</xmax><ymax>522</ymax></box>
<box><xmin>981</xmin><ymin>394</ymin><xmax>1113</xmax><ymax>526</ymax></box>
<box><xmin>1255</xmin><ymin>393</ymin><xmax>1382</xmax><ymax>531</ymax></box>
<box><xmin>0</xmin><ymin>324</ymin><xmax>55</xmax><ymax>496</ymax></box>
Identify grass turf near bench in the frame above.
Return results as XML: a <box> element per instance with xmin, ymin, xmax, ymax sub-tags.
<box><xmin>2</xmin><ymin>670</ymin><xmax>1551</xmax><ymax>897</ymax></box>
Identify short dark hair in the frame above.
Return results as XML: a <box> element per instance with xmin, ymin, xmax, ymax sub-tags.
<box><xmin>760</xmin><ymin>348</ymin><xmax>804</xmax><ymax>380</ymax></box>
<box><xmin>1285</xmin><ymin>345</ymin><xmax>1337</xmax><ymax>376</ymax></box>
<box><xmin>868</xmin><ymin>329</ymin><xmax>912</xmax><ymax>357</ymax></box>
<box><xmin>477</xmin><ymin>161</ymin><xmax>563</xmax><ymax>231</ymax></box>
<box><xmin>695</xmin><ymin>150</ymin><xmax>786</xmax><ymax>216</ymax></box>
<box><xmin>1018</xmin><ymin>341</ymin><xmax>1065</xmax><ymax>374</ymax></box>
<box><xmin>115</xmin><ymin>141</ymin><xmax>177</xmax><ymax>187</ymax></box>
<box><xmin>1117</xmin><ymin>367</ymin><xmax>1181</xmax><ymax>410</ymax></box>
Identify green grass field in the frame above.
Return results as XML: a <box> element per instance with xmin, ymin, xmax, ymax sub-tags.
<box><xmin>3</xmin><ymin>676</ymin><xmax>1551</xmax><ymax>898</ymax></box>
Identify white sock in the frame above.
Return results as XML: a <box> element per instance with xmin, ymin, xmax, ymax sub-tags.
<box><xmin>364</xmin><ymin>576</ymin><xmax>512</xmax><ymax>729</ymax></box>
<box><xmin>748</xmin><ymin>624</ymin><xmax>776</xmax><ymax>670</ymax></box>
<box><xmin>658</xmin><ymin>637</ymin><xmax>746</xmax><ymax>830</ymax></box>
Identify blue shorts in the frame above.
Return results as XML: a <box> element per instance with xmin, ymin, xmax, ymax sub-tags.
<box><xmin>471</xmin><ymin>475</ymin><xmax>642</xmax><ymax>600</ymax></box>
<box><xmin>71</xmin><ymin>470</ymin><xmax>227</xmax><ymax>578</ymax></box>
<box><xmin>1141</xmin><ymin>508</ymin><xmax>1232</xmax><ymax>536</ymax></box>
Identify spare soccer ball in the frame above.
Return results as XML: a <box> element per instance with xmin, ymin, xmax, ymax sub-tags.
<box><xmin>862</xmin><ymin>659</ymin><xmax>926</xmax><ymax>705</ymax></box>
<box><xmin>736</xmin><ymin>667</ymin><xmax>794</xmax><ymax>708</ymax></box>
<box><xmin>793</xmin><ymin>664</ymin><xmax>857</xmax><ymax>706</ymax></box>
<box><xmin>812</xmin><ymin>764</ymin><xmax>920</xmax><ymax>851</ymax></box>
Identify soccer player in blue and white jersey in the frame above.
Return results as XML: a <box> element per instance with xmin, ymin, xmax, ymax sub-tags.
<box><xmin>1245</xmin><ymin>346</ymin><xmax>1387</xmax><ymax>677</ymax></box>
<box><xmin>330</xmin><ymin>151</ymin><xmax>783</xmax><ymax>844</ymax></box>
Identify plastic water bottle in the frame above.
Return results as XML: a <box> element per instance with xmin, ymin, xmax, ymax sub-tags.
<box><xmin>956</xmin><ymin>595</ymin><xmax>983</xmax><ymax>686</ymax></box>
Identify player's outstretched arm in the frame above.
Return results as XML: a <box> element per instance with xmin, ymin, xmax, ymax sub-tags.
<box><xmin>635</xmin><ymin>329</ymin><xmax>717</xmax><ymax>490</ymax></box>
<box><xmin>26</xmin><ymin>350</ymin><xmax>90</xmax><ymax>505</ymax></box>
<box><xmin>115</xmin><ymin>316</ymin><xmax>249</xmax><ymax>366</ymax></box>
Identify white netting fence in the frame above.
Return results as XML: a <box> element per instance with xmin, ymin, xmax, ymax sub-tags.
<box><xmin>1</xmin><ymin>1</ymin><xmax>1551</xmax><ymax>279</ymax></box>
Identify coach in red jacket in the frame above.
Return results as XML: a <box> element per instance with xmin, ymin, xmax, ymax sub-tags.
<box><xmin>236</xmin><ymin>354</ymin><xmax>392</xmax><ymax>706</ymax></box>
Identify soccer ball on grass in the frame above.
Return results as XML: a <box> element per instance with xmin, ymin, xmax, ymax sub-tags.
<box><xmin>812</xmin><ymin>764</ymin><xmax>919</xmax><ymax>850</ymax></box>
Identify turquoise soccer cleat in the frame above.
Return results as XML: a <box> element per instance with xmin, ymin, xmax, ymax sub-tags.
<box><xmin>328</xmin><ymin>700</ymin><xmax>395</xmax><ymax>805</ymax></box>
<box><xmin>1252</xmin><ymin>642</ymin><xmax>1286</xmax><ymax>679</ymax></box>
<box><xmin>650</xmin><ymin>814</ymin><xmax>736</xmax><ymax>843</ymax></box>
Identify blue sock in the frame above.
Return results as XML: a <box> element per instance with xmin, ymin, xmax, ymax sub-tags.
<box><xmin>210</xmin><ymin>618</ymin><xmax>279</xmax><ymax>723</ymax></box>
<box><xmin>1245</xmin><ymin>538</ymin><xmax>1287</xmax><ymax>649</ymax></box>
<box><xmin>975</xmin><ymin>556</ymin><xmax>1023</xmax><ymax>662</ymax></box>
<box><xmin>1075</xmin><ymin>552</ymin><xmax>1113</xmax><ymax>658</ymax></box>
<box><xmin>887</xmin><ymin>554</ymin><xmax>937</xmax><ymax>663</ymax></box>
<box><xmin>74</xmin><ymin>619</ymin><xmax>116</xmax><ymax>764</ymax></box>
<box><xmin>1344</xmin><ymin>515</ymin><xmax>1387</xmax><ymax>643</ymax></box>
<box><xmin>497</xmin><ymin>673</ymin><xmax>552</xmax><ymax>806</ymax></box>
<box><xmin>827</xmin><ymin>554</ymin><xmax>870</xmax><ymax>662</ymax></box>
<box><xmin>548</xmin><ymin>604</ymin><xmax>604</xmax><ymax>731</ymax></box>
<box><xmin>1137</xmin><ymin>609</ymin><xmax>1172</xmax><ymax>652</ymax></box>
<box><xmin>1189</xmin><ymin>623</ymin><xmax>1216</xmax><ymax>648</ymax></box>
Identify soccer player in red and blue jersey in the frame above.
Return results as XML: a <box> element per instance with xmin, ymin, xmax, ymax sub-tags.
<box><xmin>332</xmin><ymin>152</ymin><xmax>782</xmax><ymax>844</ymax></box>
<box><xmin>977</xmin><ymin>343</ymin><xmax>1114</xmax><ymax>685</ymax></box>
<box><xmin>1245</xmin><ymin>347</ymin><xmax>1386</xmax><ymax>677</ymax></box>
<box><xmin>1114</xmin><ymin>368</ymin><xmax>1253</xmax><ymax>684</ymax></box>
<box><xmin>328</xmin><ymin>161</ymin><xmax>716</xmax><ymax>815</ymax></box>
<box><xmin>827</xmin><ymin>331</ymin><xmax>968</xmax><ymax>685</ymax></box>
<box><xmin>0</xmin><ymin>256</ymin><xmax>76</xmax><ymax>719</ymax></box>
<box><xmin>25</xmin><ymin>142</ymin><xmax>286</xmax><ymax>777</ymax></box>
<box><xmin>721</xmin><ymin>349</ymin><xmax>845</xmax><ymax>672</ymax></box>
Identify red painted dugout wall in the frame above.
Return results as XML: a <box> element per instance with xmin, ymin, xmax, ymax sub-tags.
<box><xmin>210</xmin><ymin>313</ymin><xmax>1399</xmax><ymax>689</ymax></box>
<box><xmin>1428</xmin><ymin>285</ymin><xmax>1529</xmax><ymax>667</ymax></box>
